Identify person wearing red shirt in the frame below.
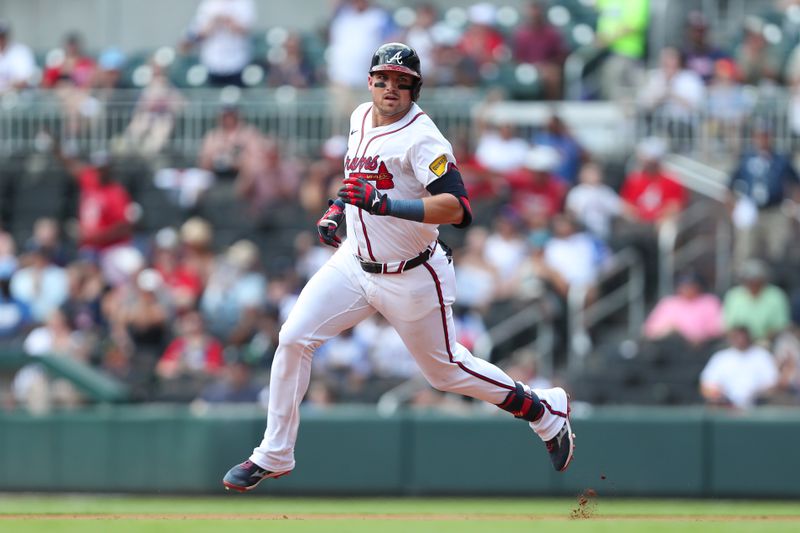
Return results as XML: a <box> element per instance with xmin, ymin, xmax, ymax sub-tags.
<box><xmin>512</xmin><ymin>1</ymin><xmax>568</xmax><ymax>99</ymax></box>
<box><xmin>156</xmin><ymin>310</ymin><xmax>225</xmax><ymax>401</ymax></box>
<box><xmin>458</xmin><ymin>4</ymin><xmax>507</xmax><ymax>67</ymax></box>
<box><xmin>56</xmin><ymin>146</ymin><xmax>138</xmax><ymax>284</ymax></box>
<box><xmin>158</xmin><ymin>310</ymin><xmax>225</xmax><ymax>377</ymax></box>
<box><xmin>620</xmin><ymin>138</ymin><xmax>686</xmax><ymax>224</ymax></box>
<box><xmin>41</xmin><ymin>33</ymin><xmax>96</xmax><ymax>89</ymax></box>
<box><xmin>504</xmin><ymin>145</ymin><xmax>566</xmax><ymax>216</ymax></box>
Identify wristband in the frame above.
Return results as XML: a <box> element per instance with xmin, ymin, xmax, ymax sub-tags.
<box><xmin>387</xmin><ymin>198</ymin><xmax>425</xmax><ymax>222</ymax></box>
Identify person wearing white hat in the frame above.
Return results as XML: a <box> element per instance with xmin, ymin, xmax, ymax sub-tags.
<box><xmin>504</xmin><ymin>145</ymin><xmax>566</xmax><ymax>217</ymax></box>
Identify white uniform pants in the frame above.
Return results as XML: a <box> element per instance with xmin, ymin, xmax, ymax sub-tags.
<box><xmin>250</xmin><ymin>243</ymin><xmax>516</xmax><ymax>472</ymax></box>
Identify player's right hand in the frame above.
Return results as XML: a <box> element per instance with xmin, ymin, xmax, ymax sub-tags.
<box><xmin>317</xmin><ymin>198</ymin><xmax>345</xmax><ymax>248</ymax></box>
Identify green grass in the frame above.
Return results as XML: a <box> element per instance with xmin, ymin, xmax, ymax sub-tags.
<box><xmin>1</xmin><ymin>496</ymin><xmax>799</xmax><ymax>533</ymax></box>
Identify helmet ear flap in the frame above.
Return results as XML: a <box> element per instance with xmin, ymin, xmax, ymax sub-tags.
<box><xmin>412</xmin><ymin>78</ymin><xmax>422</xmax><ymax>101</ymax></box>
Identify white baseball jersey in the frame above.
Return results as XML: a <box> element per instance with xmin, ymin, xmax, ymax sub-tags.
<box><xmin>343</xmin><ymin>101</ymin><xmax>457</xmax><ymax>262</ymax></box>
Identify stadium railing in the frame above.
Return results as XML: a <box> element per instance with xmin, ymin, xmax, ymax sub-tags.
<box><xmin>568</xmin><ymin>247</ymin><xmax>645</xmax><ymax>367</ymax></box>
<box><xmin>0</xmin><ymin>88</ymin><xmax>486</xmax><ymax>158</ymax></box>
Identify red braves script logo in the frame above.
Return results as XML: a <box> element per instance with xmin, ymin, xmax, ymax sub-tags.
<box><xmin>346</xmin><ymin>156</ymin><xmax>395</xmax><ymax>189</ymax></box>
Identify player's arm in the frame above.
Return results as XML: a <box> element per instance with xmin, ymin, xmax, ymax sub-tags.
<box><xmin>337</xmin><ymin>166</ymin><xmax>472</xmax><ymax>227</ymax></box>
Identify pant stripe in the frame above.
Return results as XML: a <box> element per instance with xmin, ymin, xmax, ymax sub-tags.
<box><xmin>422</xmin><ymin>262</ymin><xmax>514</xmax><ymax>392</ymax></box>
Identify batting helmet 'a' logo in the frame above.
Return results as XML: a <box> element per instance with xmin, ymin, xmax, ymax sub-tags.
<box><xmin>388</xmin><ymin>50</ymin><xmax>404</xmax><ymax>64</ymax></box>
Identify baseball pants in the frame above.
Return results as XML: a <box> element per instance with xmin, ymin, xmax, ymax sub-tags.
<box><xmin>250</xmin><ymin>242</ymin><xmax>517</xmax><ymax>472</ymax></box>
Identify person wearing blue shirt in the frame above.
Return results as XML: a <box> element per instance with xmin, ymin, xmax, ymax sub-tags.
<box><xmin>728</xmin><ymin>125</ymin><xmax>800</xmax><ymax>263</ymax></box>
<box><xmin>532</xmin><ymin>114</ymin><xmax>588</xmax><ymax>185</ymax></box>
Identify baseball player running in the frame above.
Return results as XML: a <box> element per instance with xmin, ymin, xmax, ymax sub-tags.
<box><xmin>223</xmin><ymin>43</ymin><xmax>575</xmax><ymax>492</ymax></box>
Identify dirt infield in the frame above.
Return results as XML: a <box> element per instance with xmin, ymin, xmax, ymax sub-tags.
<box><xmin>1</xmin><ymin>513</ymin><xmax>799</xmax><ymax>522</ymax></box>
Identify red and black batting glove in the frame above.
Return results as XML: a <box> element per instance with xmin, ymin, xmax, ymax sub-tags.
<box><xmin>337</xmin><ymin>178</ymin><xmax>391</xmax><ymax>216</ymax></box>
<box><xmin>316</xmin><ymin>198</ymin><xmax>345</xmax><ymax>248</ymax></box>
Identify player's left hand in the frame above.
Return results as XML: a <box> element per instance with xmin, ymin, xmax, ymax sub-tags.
<box><xmin>317</xmin><ymin>199</ymin><xmax>345</xmax><ymax>248</ymax></box>
<box><xmin>337</xmin><ymin>178</ymin><xmax>390</xmax><ymax>216</ymax></box>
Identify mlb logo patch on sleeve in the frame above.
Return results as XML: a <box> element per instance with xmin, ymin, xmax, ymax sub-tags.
<box><xmin>429</xmin><ymin>154</ymin><xmax>448</xmax><ymax>177</ymax></box>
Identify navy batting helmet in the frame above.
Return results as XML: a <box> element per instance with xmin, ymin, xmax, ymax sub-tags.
<box><xmin>369</xmin><ymin>42</ymin><xmax>423</xmax><ymax>100</ymax></box>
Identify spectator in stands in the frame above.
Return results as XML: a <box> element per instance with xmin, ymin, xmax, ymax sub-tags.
<box><xmin>454</xmin><ymin>226</ymin><xmax>500</xmax><ymax>312</ymax></box>
<box><xmin>0</xmin><ymin>261</ymin><xmax>31</xmax><ymax>342</ymax></box>
<box><xmin>0</xmin><ymin>231</ymin><xmax>18</xmax><ymax>274</ymax></box>
<box><xmin>681</xmin><ymin>11</ymin><xmax>728</xmax><ymax>84</ymax></box>
<box><xmin>512</xmin><ymin>1</ymin><xmax>567</xmax><ymax>100</ymax></box>
<box><xmin>157</xmin><ymin>309</ymin><xmax>225</xmax><ymax>401</ymax></box>
<box><xmin>450</xmin><ymin>130</ymin><xmax>497</xmax><ymax>201</ymax></box>
<box><xmin>198</xmin><ymin>358</ymin><xmax>262</xmax><ymax>403</ymax></box>
<box><xmin>722</xmin><ymin>259</ymin><xmax>790</xmax><ymax>344</ymax></box>
<box><xmin>700</xmin><ymin>326</ymin><xmax>778</xmax><ymax>408</ymax></box>
<box><xmin>620</xmin><ymin>137</ymin><xmax>686</xmax><ymax>227</ymax></box>
<box><xmin>327</xmin><ymin>0</ymin><xmax>395</xmax><ymax>118</ymax></box>
<box><xmin>0</xmin><ymin>21</ymin><xmax>36</xmax><ymax>94</ymax></box>
<box><xmin>40</xmin><ymin>33</ymin><xmax>98</xmax><ymax>137</ymax></box>
<box><xmin>237</xmin><ymin>305</ymin><xmax>281</xmax><ymax>367</ymax></box>
<box><xmin>182</xmin><ymin>0</ymin><xmax>256</xmax><ymax>87</ymax></box>
<box><xmin>532</xmin><ymin>114</ymin><xmax>588</xmax><ymax>185</ymax></box>
<box><xmin>539</xmin><ymin>213</ymin><xmax>606</xmax><ymax>299</ymax></box>
<box><xmin>458</xmin><ymin>3</ymin><xmax>506</xmax><ymax>70</ymax></box>
<box><xmin>41</xmin><ymin>32</ymin><xmax>96</xmax><ymax>89</ymax></box>
<box><xmin>638</xmin><ymin>47</ymin><xmax>705</xmax><ymax>151</ymax></box>
<box><xmin>179</xmin><ymin>217</ymin><xmax>216</xmax><ymax>284</ymax></box>
<box><xmin>60</xmin><ymin>261</ymin><xmax>104</xmax><ymax>335</ymax></box>
<box><xmin>312</xmin><ymin>326</ymin><xmax>372</xmax><ymax>400</ymax></box>
<box><xmin>94</xmin><ymin>47</ymin><xmax>127</xmax><ymax>102</ymax></box>
<box><xmin>116</xmin><ymin>59</ymin><xmax>186</xmax><ymax>157</ymax></box>
<box><xmin>200</xmin><ymin>239</ymin><xmax>267</xmax><ymax>344</ymax></box>
<box><xmin>706</xmin><ymin>58</ymin><xmax>751</xmax><ymax>154</ymax></box>
<box><xmin>10</xmin><ymin>243</ymin><xmax>69</xmax><ymax>324</ymax></box>
<box><xmin>300</xmin><ymin>135</ymin><xmax>347</xmax><ymax>214</ymax></box>
<box><xmin>727</xmin><ymin>125</ymin><xmax>800</xmax><ymax>264</ymax></box>
<box><xmin>484</xmin><ymin>209</ymin><xmax>528</xmax><ymax>281</ymax></box>
<box><xmin>25</xmin><ymin>218</ymin><xmax>69</xmax><ymax>267</ymax></box>
<box><xmin>734</xmin><ymin>17</ymin><xmax>783</xmax><ymax>86</ymax></box>
<box><xmin>643</xmin><ymin>272</ymin><xmax>724</xmax><ymax>346</ymax></box>
<box><xmin>565</xmin><ymin>162</ymin><xmax>623</xmax><ymax>240</ymax></box>
<box><xmin>452</xmin><ymin>304</ymin><xmax>488</xmax><ymax>355</ymax></box>
<box><xmin>235</xmin><ymin>136</ymin><xmax>302</xmax><ymax>214</ymax></box>
<box><xmin>511</xmin><ymin>204</ymin><xmax>551</xmax><ymax>302</ymax></box>
<box><xmin>773</xmin><ymin>320</ymin><xmax>800</xmax><ymax>404</ymax></box>
<box><xmin>594</xmin><ymin>0</ymin><xmax>649</xmax><ymax>100</ymax></box>
<box><xmin>198</xmin><ymin>105</ymin><xmax>287</xmax><ymax>212</ymax></box>
<box><xmin>429</xmin><ymin>28</ymin><xmax>481</xmax><ymax>88</ymax></box>
<box><xmin>266</xmin><ymin>31</ymin><xmax>317</xmax><ymax>89</ymax></box>
<box><xmin>103</xmin><ymin>267</ymin><xmax>171</xmax><ymax>380</ymax></box>
<box><xmin>13</xmin><ymin>308</ymin><xmax>89</xmax><ymax>412</ymax></box>
<box><xmin>151</xmin><ymin>227</ymin><xmax>204</xmax><ymax>312</ymax></box>
<box><xmin>403</xmin><ymin>3</ymin><xmax>439</xmax><ymax>78</ymax></box>
<box><xmin>474</xmin><ymin>122</ymin><xmax>530</xmax><ymax>176</ymax></box>
<box><xmin>505</xmin><ymin>145</ymin><xmax>566</xmax><ymax>217</ymax></box>
<box><xmin>56</xmin><ymin>149</ymin><xmax>138</xmax><ymax>286</ymax></box>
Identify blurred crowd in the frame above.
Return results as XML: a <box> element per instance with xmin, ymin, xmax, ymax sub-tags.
<box><xmin>2</xmin><ymin>0</ymin><xmax>800</xmax><ymax>412</ymax></box>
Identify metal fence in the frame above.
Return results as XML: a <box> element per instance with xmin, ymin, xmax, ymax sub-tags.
<box><xmin>633</xmin><ymin>89</ymin><xmax>799</xmax><ymax>160</ymax></box>
<box><xmin>0</xmin><ymin>88</ymin><xmax>484</xmax><ymax>159</ymax></box>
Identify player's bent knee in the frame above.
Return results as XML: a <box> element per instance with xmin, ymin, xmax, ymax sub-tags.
<box><xmin>277</xmin><ymin>326</ymin><xmax>320</xmax><ymax>354</ymax></box>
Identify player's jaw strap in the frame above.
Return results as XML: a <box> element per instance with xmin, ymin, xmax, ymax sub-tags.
<box><xmin>497</xmin><ymin>381</ymin><xmax>544</xmax><ymax>422</ymax></box>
